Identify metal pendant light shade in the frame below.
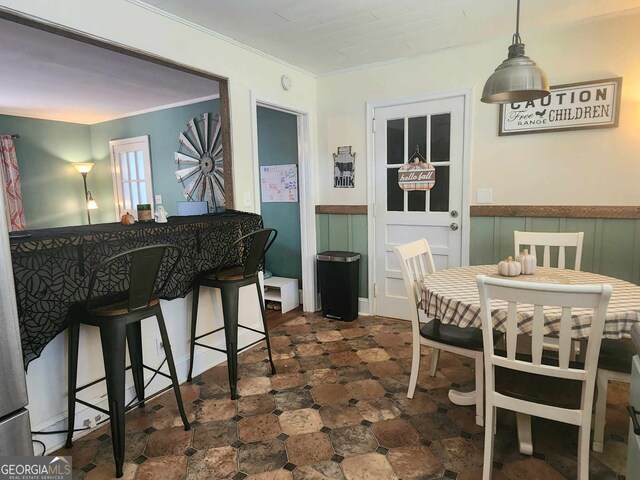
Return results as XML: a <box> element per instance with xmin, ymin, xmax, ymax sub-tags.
<box><xmin>481</xmin><ymin>0</ymin><xmax>550</xmax><ymax>104</ymax></box>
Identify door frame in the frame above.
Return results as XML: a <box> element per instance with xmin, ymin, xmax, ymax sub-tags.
<box><xmin>366</xmin><ymin>89</ymin><xmax>473</xmax><ymax>316</ymax></box>
<box><xmin>250</xmin><ymin>92</ymin><xmax>318</xmax><ymax>312</ymax></box>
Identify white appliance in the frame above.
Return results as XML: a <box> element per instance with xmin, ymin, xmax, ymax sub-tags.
<box><xmin>0</xmin><ymin>190</ymin><xmax>33</xmax><ymax>456</ymax></box>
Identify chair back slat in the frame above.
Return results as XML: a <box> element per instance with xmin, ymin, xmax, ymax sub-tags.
<box><xmin>215</xmin><ymin>228</ymin><xmax>277</xmax><ymax>279</ymax></box>
<box><xmin>558</xmin><ymin>246</ymin><xmax>566</xmax><ymax>270</ymax></box>
<box><xmin>558</xmin><ymin>307</ymin><xmax>573</xmax><ymax>369</ymax></box>
<box><xmin>506</xmin><ymin>301</ymin><xmax>518</xmax><ymax>360</ymax></box>
<box><xmin>514</xmin><ymin>231</ymin><xmax>584</xmax><ymax>271</ymax></box>
<box><xmin>543</xmin><ymin>245</ymin><xmax>551</xmax><ymax>268</ymax></box>
<box><xmin>531</xmin><ymin>305</ymin><xmax>545</xmax><ymax>365</ymax></box>
<box><xmin>87</xmin><ymin>244</ymin><xmax>181</xmax><ymax>313</ymax></box>
<box><xmin>129</xmin><ymin>247</ymin><xmax>167</xmax><ymax>311</ymax></box>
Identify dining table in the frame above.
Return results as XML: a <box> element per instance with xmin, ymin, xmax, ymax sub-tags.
<box><xmin>421</xmin><ymin>264</ymin><xmax>640</xmax><ymax>453</ymax></box>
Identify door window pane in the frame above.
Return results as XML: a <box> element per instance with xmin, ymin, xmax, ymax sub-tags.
<box><xmin>130</xmin><ymin>182</ymin><xmax>139</xmax><ymax>207</ymax></box>
<box><xmin>429</xmin><ymin>166</ymin><xmax>449</xmax><ymax>212</ymax></box>
<box><xmin>128</xmin><ymin>152</ymin><xmax>137</xmax><ymax>180</ymax></box>
<box><xmin>386</xmin><ymin>119</ymin><xmax>404</xmax><ymax>165</ymax></box>
<box><xmin>136</xmin><ymin>151</ymin><xmax>145</xmax><ymax>180</ymax></box>
<box><xmin>408</xmin><ymin>116</ymin><xmax>427</xmax><ymax>160</ymax></box>
<box><xmin>387</xmin><ymin>168</ymin><xmax>404</xmax><ymax>211</ymax></box>
<box><xmin>139</xmin><ymin>182</ymin><xmax>147</xmax><ymax>204</ymax></box>
<box><xmin>408</xmin><ymin>190</ymin><xmax>426</xmax><ymax>212</ymax></box>
<box><xmin>120</xmin><ymin>153</ymin><xmax>129</xmax><ymax>181</ymax></box>
<box><xmin>431</xmin><ymin>114</ymin><xmax>450</xmax><ymax>162</ymax></box>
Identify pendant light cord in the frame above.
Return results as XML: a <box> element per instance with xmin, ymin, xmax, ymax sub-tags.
<box><xmin>512</xmin><ymin>0</ymin><xmax>522</xmax><ymax>45</ymax></box>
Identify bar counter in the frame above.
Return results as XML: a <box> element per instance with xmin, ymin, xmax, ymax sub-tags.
<box><xmin>10</xmin><ymin>211</ymin><xmax>262</xmax><ymax>367</ymax></box>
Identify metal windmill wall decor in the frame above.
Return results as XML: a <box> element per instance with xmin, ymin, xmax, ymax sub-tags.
<box><xmin>175</xmin><ymin>113</ymin><xmax>225</xmax><ymax>211</ymax></box>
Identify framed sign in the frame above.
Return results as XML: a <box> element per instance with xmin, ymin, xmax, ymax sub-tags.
<box><xmin>499</xmin><ymin>77</ymin><xmax>622</xmax><ymax>136</ymax></box>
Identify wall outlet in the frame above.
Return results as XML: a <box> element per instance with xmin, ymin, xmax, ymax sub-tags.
<box><xmin>156</xmin><ymin>338</ymin><xmax>164</xmax><ymax>355</ymax></box>
<box><xmin>476</xmin><ymin>188</ymin><xmax>493</xmax><ymax>204</ymax></box>
<box><xmin>154</xmin><ymin>194</ymin><xmax>163</xmax><ymax>205</ymax></box>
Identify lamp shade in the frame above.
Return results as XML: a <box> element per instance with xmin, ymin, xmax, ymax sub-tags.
<box><xmin>87</xmin><ymin>192</ymin><xmax>98</xmax><ymax>210</ymax></box>
<box><xmin>73</xmin><ymin>162</ymin><xmax>94</xmax><ymax>174</ymax></box>
<box><xmin>481</xmin><ymin>43</ymin><xmax>550</xmax><ymax>104</ymax></box>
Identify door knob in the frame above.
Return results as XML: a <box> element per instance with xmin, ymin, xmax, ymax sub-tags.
<box><xmin>450</xmin><ymin>223</ymin><xmax>459</xmax><ymax>231</ymax></box>
<box><xmin>450</xmin><ymin>210</ymin><xmax>458</xmax><ymax>218</ymax></box>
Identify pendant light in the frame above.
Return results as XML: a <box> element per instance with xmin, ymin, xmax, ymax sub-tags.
<box><xmin>481</xmin><ymin>0</ymin><xmax>550</xmax><ymax>104</ymax></box>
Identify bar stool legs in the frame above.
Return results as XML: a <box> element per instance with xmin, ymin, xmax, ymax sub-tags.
<box><xmin>65</xmin><ymin>322</ymin><xmax>80</xmax><ymax>449</ymax></box>
<box><xmin>187</xmin><ymin>285</ymin><xmax>200</xmax><ymax>383</ymax></box>
<box><xmin>256</xmin><ymin>282</ymin><xmax>276</xmax><ymax>375</ymax></box>
<box><xmin>187</xmin><ymin>278</ymin><xmax>277</xmax><ymax>399</ymax></box>
<box><xmin>126</xmin><ymin>323</ymin><xmax>145</xmax><ymax>407</ymax></box>
<box><xmin>155</xmin><ymin>307</ymin><xmax>191</xmax><ymax>429</ymax></box>
<box><xmin>99</xmin><ymin>322</ymin><xmax>127</xmax><ymax>479</ymax></box>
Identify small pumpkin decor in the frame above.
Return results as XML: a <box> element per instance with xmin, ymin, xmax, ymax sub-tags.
<box><xmin>498</xmin><ymin>256</ymin><xmax>522</xmax><ymax>277</ymax></box>
<box><xmin>516</xmin><ymin>249</ymin><xmax>537</xmax><ymax>275</ymax></box>
<box><xmin>120</xmin><ymin>212</ymin><xmax>135</xmax><ymax>225</ymax></box>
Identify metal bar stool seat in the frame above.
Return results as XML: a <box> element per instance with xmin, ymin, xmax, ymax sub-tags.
<box><xmin>187</xmin><ymin>228</ymin><xmax>278</xmax><ymax>399</ymax></box>
<box><xmin>65</xmin><ymin>245</ymin><xmax>190</xmax><ymax>478</ymax></box>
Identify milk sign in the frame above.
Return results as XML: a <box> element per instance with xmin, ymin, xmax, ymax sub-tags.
<box><xmin>398</xmin><ymin>161</ymin><xmax>435</xmax><ymax>191</ymax></box>
<box><xmin>499</xmin><ymin>77</ymin><xmax>622</xmax><ymax>135</ymax></box>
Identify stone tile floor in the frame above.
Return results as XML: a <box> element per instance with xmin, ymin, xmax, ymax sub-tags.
<box><xmin>57</xmin><ymin>313</ymin><xmax>630</xmax><ymax>479</ymax></box>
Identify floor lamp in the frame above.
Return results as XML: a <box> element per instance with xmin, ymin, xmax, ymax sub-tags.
<box><xmin>73</xmin><ymin>163</ymin><xmax>98</xmax><ymax>225</ymax></box>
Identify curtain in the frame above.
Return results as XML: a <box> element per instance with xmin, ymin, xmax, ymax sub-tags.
<box><xmin>0</xmin><ymin>135</ymin><xmax>26</xmax><ymax>231</ymax></box>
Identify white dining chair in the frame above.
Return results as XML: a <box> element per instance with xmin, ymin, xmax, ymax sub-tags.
<box><xmin>514</xmin><ymin>231</ymin><xmax>584</xmax><ymax>270</ymax></box>
<box><xmin>476</xmin><ymin>275</ymin><xmax>611</xmax><ymax>480</ymax></box>
<box><xmin>394</xmin><ymin>239</ymin><xmax>500</xmax><ymax>427</ymax></box>
<box><xmin>592</xmin><ymin>338</ymin><xmax>635</xmax><ymax>452</ymax></box>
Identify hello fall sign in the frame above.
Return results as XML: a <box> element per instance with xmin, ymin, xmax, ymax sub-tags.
<box><xmin>499</xmin><ymin>77</ymin><xmax>622</xmax><ymax>135</ymax></box>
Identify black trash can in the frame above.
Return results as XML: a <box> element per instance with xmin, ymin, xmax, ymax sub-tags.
<box><xmin>317</xmin><ymin>251</ymin><xmax>360</xmax><ymax>321</ymax></box>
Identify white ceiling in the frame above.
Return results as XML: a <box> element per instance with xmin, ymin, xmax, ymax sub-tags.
<box><xmin>0</xmin><ymin>18</ymin><xmax>219</xmax><ymax>124</ymax></box>
<box><xmin>138</xmin><ymin>0</ymin><xmax>640</xmax><ymax>75</ymax></box>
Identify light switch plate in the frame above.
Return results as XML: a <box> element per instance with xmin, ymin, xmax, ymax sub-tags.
<box><xmin>154</xmin><ymin>194</ymin><xmax>162</xmax><ymax>205</ymax></box>
<box><xmin>476</xmin><ymin>189</ymin><xmax>493</xmax><ymax>204</ymax></box>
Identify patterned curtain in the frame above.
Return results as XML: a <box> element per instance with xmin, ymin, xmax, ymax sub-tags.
<box><xmin>0</xmin><ymin>135</ymin><xmax>27</xmax><ymax>231</ymax></box>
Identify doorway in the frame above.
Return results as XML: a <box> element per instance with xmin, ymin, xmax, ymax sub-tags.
<box><xmin>251</xmin><ymin>96</ymin><xmax>317</xmax><ymax>324</ymax></box>
<box><xmin>371</xmin><ymin>93</ymin><xmax>470</xmax><ymax>320</ymax></box>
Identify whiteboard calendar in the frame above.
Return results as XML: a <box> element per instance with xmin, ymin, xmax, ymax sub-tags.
<box><xmin>260</xmin><ymin>164</ymin><xmax>298</xmax><ymax>203</ymax></box>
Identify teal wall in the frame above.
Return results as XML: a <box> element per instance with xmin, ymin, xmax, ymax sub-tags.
<box><xmin>0</xmin><ymin>99</ymin><xmax>219</xmax><ymax>227</ymax></box>
<box><xmin>470</xmin><ymin>216</ymin><xmax>640</xmax><ymax>285</ymax></box>
<box><xmin>257</xmin><ymin>106</ymin><xmax>302</xmax><ymax>286</ymax></box>
<box><xmin>316</xmin><ymin>213</ymin><xmax>368</xmax><ymax>298</ymax></box>
<box><xmin>90</xmin><ymin>99</ymin><xmax>220</xmax><ymax>219</ymax></box>
<box><xmin>0</xmin><ymin>115</ymin><xmax>93</xmax><ymax>229</ymax></box>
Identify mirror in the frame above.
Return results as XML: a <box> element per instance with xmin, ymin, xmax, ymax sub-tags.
<box><xmin>0</xmin><ymin>15</ymin><xmax>228</xmax><ymax>229</ymax></box>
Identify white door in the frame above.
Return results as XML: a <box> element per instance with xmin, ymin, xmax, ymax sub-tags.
<box><xmin>109</xmin><ymin>135</ymin><xmax>154</xmax><ymax>220</ymax></box>
<box><xmin>374</xmin><ymin>96</ymin><xmax>465</xmax><ymax>319</ymax></box>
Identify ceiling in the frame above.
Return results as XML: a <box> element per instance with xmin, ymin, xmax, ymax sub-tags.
<box><xmin>137</xmin><ymin>0</ymin><xmax>640</xmax><ymax>75</ymax></box>
<box><xmin>0</xmin><ymin>18</ymin><xmax>219</xmax><ymax>124</ymax></box>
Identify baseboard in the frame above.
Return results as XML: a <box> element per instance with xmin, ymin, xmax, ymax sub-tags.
<box><xmin>32</xmin><ymin>321</ymin><xmax>264</xmax><ymax>454</ymax></box>
<box><xmin>358</xmin><ymin>297</ymin><xmax>370</xmax><ymax>316</ymax></box>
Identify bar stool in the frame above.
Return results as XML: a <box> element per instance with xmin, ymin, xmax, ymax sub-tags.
<box><xmin>187</xmin><ymin>228</ymin><xmax>278</xmax><ymax>399</ymax></box>
<box><xmin>66</xmin><ymin>245</ymin><xmax>190</xmax><ymax>478</ymax></box>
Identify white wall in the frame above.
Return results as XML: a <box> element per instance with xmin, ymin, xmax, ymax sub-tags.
<box><xmin>0</xmin><ymin>0</ymin><xmax>318</xmax><ymax>452</ymax></box>
<box><xmin>316</xmin><ymin>12</ymin><xmax>640</xmax><ymax>206</ymax></box>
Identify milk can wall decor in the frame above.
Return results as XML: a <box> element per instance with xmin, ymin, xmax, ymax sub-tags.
<box><xmin>333</xmin><ymin>146</ymin><xmax>355</xmax><ymax>188</ymax></box>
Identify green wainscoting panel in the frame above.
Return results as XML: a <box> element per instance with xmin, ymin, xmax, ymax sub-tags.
<box><xmin>316</xmin><ymin>213</ymin><xmax>368</xmax><ymax>298</ymax></box>
<box><xmin>470</xmin><ymin>216</ymin><xmax>640</xmax><ymax>285</ymax></box>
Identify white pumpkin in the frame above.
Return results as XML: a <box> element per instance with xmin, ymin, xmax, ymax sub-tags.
<box><xmin>498</xmin><ymin>256</ymin><xmax>522</xmax><ymax>277</ymax></box>
<box><xmin>516</xmin><ymin>249</ymin><xmax>537</xmax><ymax>275</ymax></box>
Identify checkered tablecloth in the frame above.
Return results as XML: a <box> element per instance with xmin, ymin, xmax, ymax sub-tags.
<box><xmin>421</xmin><ymin>265</ymin><xmax>640</xmax><ymax>339</ymax></box>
